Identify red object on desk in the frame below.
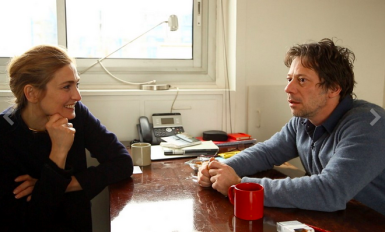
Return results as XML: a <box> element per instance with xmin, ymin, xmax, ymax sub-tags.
<box><xmin>228</xmin><ymin>133</ymin><xmax>252</xmax><ymax>140</ymax></box>
<box><xmin>228</xmin><ymin>183</ymin><xmax>264</xmax><ymax>220</ymax></box>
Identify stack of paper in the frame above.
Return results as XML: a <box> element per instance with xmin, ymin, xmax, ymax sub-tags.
<box><xmin>162</xmin><ymin>141</ymin><xmax>219</xmax><ymax>156</ymax></box>
<box><xmin>160</xmin><ymin>133</ymin><xmax>202</xmax><ymax>149</ymax></box>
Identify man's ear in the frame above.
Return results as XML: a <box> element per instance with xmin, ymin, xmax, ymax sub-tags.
<box><xmin>23</xmin><ymin>85</ymin><xmax>40</xmax><ymax>103</ymax></box>
<box><xmin>328</xmin><ymin>85</ymin><xmax>342</xmax><ymax>98</ymax></box>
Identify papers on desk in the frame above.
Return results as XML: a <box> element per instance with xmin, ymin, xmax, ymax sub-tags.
<box><xmin>151</xmin><ymin>141</ymin><xmax>219</xmax><ymax>161</ymax></box>
<box><xmin>160</xmin><ymin>133</ymin><xmax>202</xmax><ymax>148</ymax></box>
<box><xmin>162</xmin><ymin>141</ymin><xmax>218</xmax><ymax>156</ymax></box>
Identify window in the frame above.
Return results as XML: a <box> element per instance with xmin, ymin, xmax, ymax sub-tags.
<box><xmin>66</xmin><ymin>0</ymin><xmax>193</xmax><ymax>59</ymax></box>
<box><xmin>0</xmin><ymin>0</ymin><xmax>57</xmax><ymax>57</ymax></box>
<box><xmin>0</xmin><ymin>0</ymin><xmax>217</xmax><ymax>89</ymax></box>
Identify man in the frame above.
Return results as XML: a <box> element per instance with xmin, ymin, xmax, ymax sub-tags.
<box><xmin>198</xmin><ymin>38</ymin><xmax>385</xmax><ymax>216</ymax></box>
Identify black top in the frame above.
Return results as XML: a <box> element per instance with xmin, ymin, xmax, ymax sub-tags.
<box><xmin>0</xmin><ymin>102</ymin><xmax>133</xmax><ymax>232</ymax></box>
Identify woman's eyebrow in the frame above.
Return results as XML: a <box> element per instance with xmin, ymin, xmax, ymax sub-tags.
<box><xmin>59</xmin><ymin>80</ymin><xmax>79</xmax><ymax>86</ymax></box>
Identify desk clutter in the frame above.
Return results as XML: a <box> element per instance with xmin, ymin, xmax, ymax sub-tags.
<box><xmin>162</xmin><ymin>140</ymin><xmax>218</xmax><ymax>156</ymax></box>
<box><xmin>160</xmin><ymin>133</ymin><xmax>202</xmax><ymax>149</ymax></box>
<box><xmin>151</xmin><ymin>130</ymin><xmax>256</xmax><ymax>161</ymax></box>
<box><xmin>127</xmin><ymin>130</ymin><xmax>256</xmax><ymax>161</ymax></box>
<box><xmin>184</xmin><ymin>156</ymin><xmax>211</xmax><ymax>171</ymax></box>
<box><xmin>197</xmin><ymin>130</ymin><xmax>256</xmax><ymax>153</ymax></box>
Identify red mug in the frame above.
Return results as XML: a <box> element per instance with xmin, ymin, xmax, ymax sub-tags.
<box><xmin>228</xmin><ymin>183</ymin><xmax>264</xmax><ymax>220</ymax></box>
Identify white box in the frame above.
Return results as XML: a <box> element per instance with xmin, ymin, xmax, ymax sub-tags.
<box><xmin>277</xmin><ymin>221</ymin><xmax>315</xmax><ymax>232</ymax></box>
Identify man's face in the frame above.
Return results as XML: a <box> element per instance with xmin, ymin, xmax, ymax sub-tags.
<box><xmin>37</xmin><ymin>63</ymin><xmax>82</xmax><ymax>120</ymax></box>
<box><xmin>285</xmin><ymin>57</ymin><xmax>331</xmax><ymax>125</ymax></box>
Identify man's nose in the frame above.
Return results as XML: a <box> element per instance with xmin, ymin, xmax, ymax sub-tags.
<box><xmin>285</xmin><ymin>80</ymin><xmax>295</xmax><ymax>94</ymax></box>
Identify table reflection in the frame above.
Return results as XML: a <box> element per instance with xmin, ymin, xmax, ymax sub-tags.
<box><xmin>111</xmin><ymin>199</ymin><xmax>194</xmax><ymax>232</ymax></box>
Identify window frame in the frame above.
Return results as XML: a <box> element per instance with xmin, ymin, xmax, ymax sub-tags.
<box><xmin>59</xmin><ymin>0</ymin><xmax>217</xmax><ymax>89</ymax></box>
<box><xmin>0</xmin><ymin>0</ymin><xmax>218</xmax><ymax>90</ymax></box>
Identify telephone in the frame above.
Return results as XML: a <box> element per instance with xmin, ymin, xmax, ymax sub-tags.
<box><xmin>137</xmin><ymin>113</ymin><xmax>185</xmax><ymax>145</ymax></box>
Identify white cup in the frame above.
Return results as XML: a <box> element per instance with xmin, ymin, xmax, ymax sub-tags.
<box><xmin>131</xmin><ymin>143</ymin><xmax>151</xmax><ymax>166</ymax></box>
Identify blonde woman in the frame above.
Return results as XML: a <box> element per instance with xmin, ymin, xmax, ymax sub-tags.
<box><xmin>0</xmin><ymin>45</ymin><xmax>133</xmax><ymax>231</ymax></box>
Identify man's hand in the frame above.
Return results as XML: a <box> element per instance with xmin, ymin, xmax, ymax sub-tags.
<box><xmin>197</xmin><ymin>158</ymin><xmax>242</xmax><ymax>196</ymax></box>
<box><xmin>198</xmin><ymin>161</ymin><xmax>212</xmax><ymax>187</ymax></box>
<box><xmin>13</xmin><ymin>174</ymin><xmax>37</xmax><ymax>202</ymax></box>
<box><xmin>207</xmin><ymin>161</ymin><xmax>241</xmax><ymax>196</ymax></box>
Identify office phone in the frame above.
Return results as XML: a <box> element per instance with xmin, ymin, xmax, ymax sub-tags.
<box><xmin>137</xmin><ymin>113</ymin><xmax>185</xmax><ymax>145</ymax></box>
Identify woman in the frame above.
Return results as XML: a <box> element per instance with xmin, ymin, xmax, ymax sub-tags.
<box><xmin>0</xmin><ymin>45</ymin><xmax>133</xmax><ymax>231</ymax></box>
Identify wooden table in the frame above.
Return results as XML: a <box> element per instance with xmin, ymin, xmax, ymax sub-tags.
<box><xmin>109</xmin><ymin>158</ymin><xmax>385</xmax><ymax>232</ymax></box>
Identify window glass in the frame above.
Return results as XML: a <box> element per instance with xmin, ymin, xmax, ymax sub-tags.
<box><xmin>0</xmin><ymin>0</ymin><xmax>57</xmax><ymax>57</ymax></box>
<box><xmin>66</xmin><ymin>0</ymin><xmax>193</xmax><ymax>59</ymax></box>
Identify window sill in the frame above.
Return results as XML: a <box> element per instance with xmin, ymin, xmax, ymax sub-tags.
<box><xmin>80</xmin><ymin>88</ymin><xmax>231</xmax><ymax>96</ymax></box>
<box><xmin>0</xmin><ymin>88</ymin><xmax>233</xmax><ymax>97</ymax></box>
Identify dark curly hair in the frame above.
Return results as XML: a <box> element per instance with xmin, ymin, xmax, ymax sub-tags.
<box><xmin>284</xmin><ymin>38</ymin><xmax>356</xmax><ymax>100</ymax></box>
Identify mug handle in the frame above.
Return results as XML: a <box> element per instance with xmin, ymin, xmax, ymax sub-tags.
<box><xmin>228</xmin><ymin>185</ymin><xmax>236</xmax><ymax>205</ymax></box>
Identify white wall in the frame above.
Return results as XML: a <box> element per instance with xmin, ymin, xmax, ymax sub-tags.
<box><xmin>79</xmin><ymin>90</ymin><xmax>225</xmax><ymax>141</ymax></box>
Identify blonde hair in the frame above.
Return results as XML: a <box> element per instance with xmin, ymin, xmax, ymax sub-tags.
<box><xmin>8</xmin><ymin>45</ymin><xmax>74</xmax><ymax>110</ymax></box>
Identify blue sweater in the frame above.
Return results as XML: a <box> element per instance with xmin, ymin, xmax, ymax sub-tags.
<box><xmin>224</xmin><ymin>97</ymin><xmax>385</xmax><ymax>215</ymax></box>
<box><xmin>0</xmin><ymin>102</ymin><xmax>133</xmax><ymax>231</ymax></box>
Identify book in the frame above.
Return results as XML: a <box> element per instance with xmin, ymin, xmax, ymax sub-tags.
<box><xmin>160</xmin><ymin>133</ymin><xmax>202</xmax><ymax>149</ymax></box>
<box><xmin>227</xmin><ymin>133</ymin><xmax>252</xmax><ymax>141</ymax></box>
<box><xmin>162</xmin><ymin>141</ymin><xmax>219</xmax><ymax>156</ymax></box>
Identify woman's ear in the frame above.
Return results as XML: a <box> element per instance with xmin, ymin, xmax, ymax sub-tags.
<box><xmin>23</xmin><ymin>85</ymin><xmax>40</xmax><ymax>103</ymax></box>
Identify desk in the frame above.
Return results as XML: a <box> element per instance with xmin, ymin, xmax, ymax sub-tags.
<box><xmin>109</xmin><ymin>158</ymin><xmax>385</xmax><ymax>232</ymax></box>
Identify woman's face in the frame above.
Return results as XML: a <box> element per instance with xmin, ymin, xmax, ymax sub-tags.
<box><xmin>37</xmin><ymin>63</ymin><xmax>81</xmax><ymax>120</ymax></box>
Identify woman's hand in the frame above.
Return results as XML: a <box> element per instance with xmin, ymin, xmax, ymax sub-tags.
<box><xmin>45</xmin><ymin>114</ymin><xmax>76</xmax><ymax>168</ymax></box>
<box><xmin>13</xmin><ymin>175</ymin><xmax>37</xmax><ymax>202</ymax></box>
